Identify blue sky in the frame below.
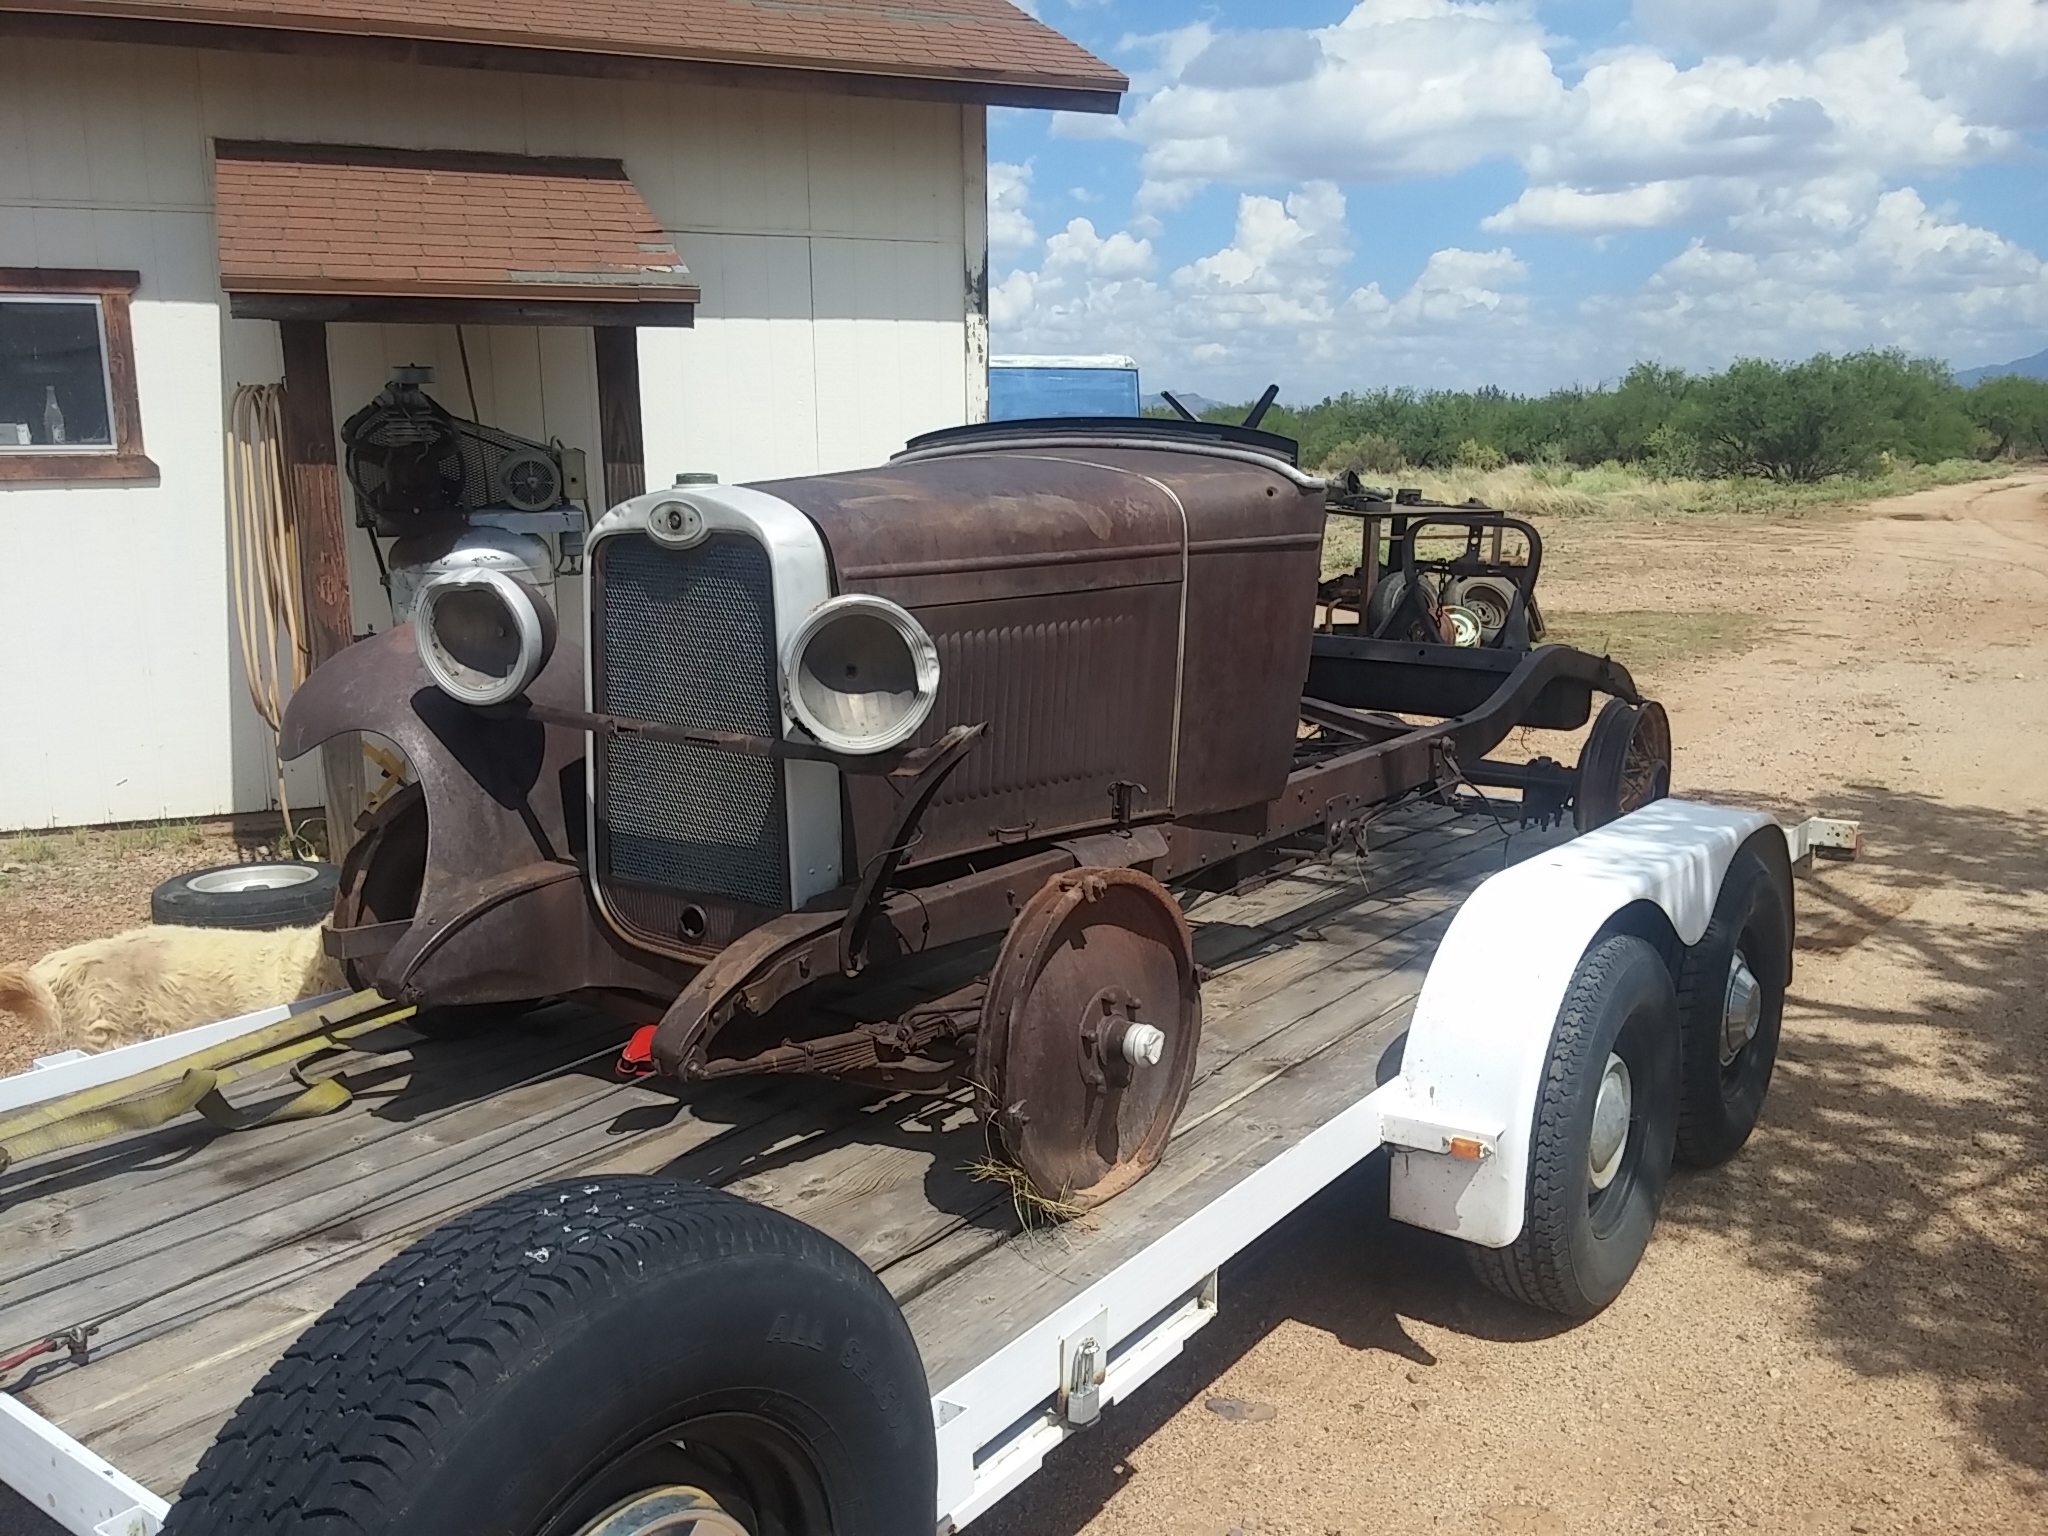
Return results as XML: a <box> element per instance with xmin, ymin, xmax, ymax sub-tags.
<box><xmin>988</xmin><ymin>0</ymin><xmax>2048</xmax><ymax>401</ymax></box>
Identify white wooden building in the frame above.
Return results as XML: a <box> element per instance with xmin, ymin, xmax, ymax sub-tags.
<box><xmin>0</xmin><ymin>0</ymin><xmax>1121</xmax><ymax>831</ymax></box>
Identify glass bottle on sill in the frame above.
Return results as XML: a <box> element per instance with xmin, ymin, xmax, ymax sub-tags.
<box><xmin>43</xmin><ymin>385</ymin><xmax>65</xmax><ymax>445</ymax></box>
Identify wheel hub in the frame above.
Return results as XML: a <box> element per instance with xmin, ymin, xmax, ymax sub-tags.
<box><xmin>577</xmin><ymin>1486</ymin><xmax>750</xmax><ymax>1536</ymax></box>
<box><xmin>976</xmin><ymin>868</ymin><xmax>1203</xmax><ymax>1209</ymax></box>
<box><xmin>1587</xmin><ymin>1052</ymin><xmax>1632</xmax><ymax>1191</ymax></box>
<box><xmin>1721</xmin><ymin>950</ymin><xmax>1763</xmax><ymax>1065</ymax></box>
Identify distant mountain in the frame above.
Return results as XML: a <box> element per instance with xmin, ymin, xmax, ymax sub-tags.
<box><xmin>1957</xmin><ymin>347</ymin><xmax>2048</xmax><ymax>387</ymax></box>
<box><xmin>1141</xmin><ymin>391</ymin><xmax>1223</xmax><ymax>415</ymax></box>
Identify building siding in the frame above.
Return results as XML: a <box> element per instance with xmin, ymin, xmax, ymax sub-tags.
<box><xmin>0</xmin><ymin>37</ymin><xmax>982</xmax><ymax>830</ymax></box>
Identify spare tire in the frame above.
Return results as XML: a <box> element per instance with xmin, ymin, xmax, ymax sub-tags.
<box><xmin>150</xmin><ymin>861</ymin><xmax>339</xmax><ymax>930</ymax></box>
<box><xmin>163</xmin><ymin>1176</ymin><xmax>936</xmax><ymax>1536</ymax></box>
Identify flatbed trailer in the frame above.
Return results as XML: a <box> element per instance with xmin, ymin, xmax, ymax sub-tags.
<box><xmin>0</xmin><ymin>799</ymin><xmax>1839</xmax><ymax>1536</ymax></box>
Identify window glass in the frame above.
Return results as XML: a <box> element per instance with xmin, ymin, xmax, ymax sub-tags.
<box><xmin>0</xmin><ymin>298</ymin><xmax>113</xmax><ymax>450</ymax></box>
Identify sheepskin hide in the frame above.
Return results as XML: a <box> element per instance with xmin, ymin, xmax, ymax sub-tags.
<box><xmin>0</xmin><ymin>925</ymin><xmax>343</xmax><ymax>1054</ymax></box>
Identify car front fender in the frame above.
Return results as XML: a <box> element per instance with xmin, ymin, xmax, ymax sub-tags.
<box><xmin>282</xmin><ymin>626</ymin><xmax>589</xmax><ymax>913</ymax></box>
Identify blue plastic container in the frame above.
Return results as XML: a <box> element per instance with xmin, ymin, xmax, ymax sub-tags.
<box><xmin>988</xmin><ymin>355</ymin><xmax>1140</xmax><ymax>421</ymax></box>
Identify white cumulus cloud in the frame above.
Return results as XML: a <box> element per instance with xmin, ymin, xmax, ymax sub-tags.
<box><xmin>989</xmin><ymin>0</ymin><xmax>2048</xmax><ymax>392</ymax></box>
<box><xmin>987</xmin><ymin>161</ymin><xmax>1040</xmax><ymax>257</ymax></box>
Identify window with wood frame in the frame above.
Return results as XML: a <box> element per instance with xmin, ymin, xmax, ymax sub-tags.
<box><xmin>0</xmin><ymin>269</ymin><xmax>157</xmax><ymax>483</ymax></box>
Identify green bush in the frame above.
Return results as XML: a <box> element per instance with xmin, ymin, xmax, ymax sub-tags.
<box><xmin>1965</xmin><ymin>374</ymin><xmax>2048</xmax><ymax>458</ymax></box>
<box><xmin>1318</xmin><ymin>432</ymin><xmax>1406</xmax><ymax>474</ymax></box>
<box><xmin>1192</xmin><ymin>348</ymin><xmax>2028</xmax><ymax>483</ymax></box>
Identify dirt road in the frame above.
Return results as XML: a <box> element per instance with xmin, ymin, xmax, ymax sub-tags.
<box><xmin>979</xmin><ymin>471</ymin><xmax>2048</xmax><ymax>1536</ymax></box>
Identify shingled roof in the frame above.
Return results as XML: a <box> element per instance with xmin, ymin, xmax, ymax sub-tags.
<box><xmin>213</xmin><ymin>143</ymin><xmax>701</xmax><ymax>306</ymax></box>
<box><xmin>0</xmin><ymin>0</ymin><xmax>1127</xmax><ymax>111</ymax></box>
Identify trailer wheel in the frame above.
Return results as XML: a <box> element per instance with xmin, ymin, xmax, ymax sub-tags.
<box><xmin>1673</xmin><ymin>840</ymin><xmax>1790</xmax><ymax>1167</ymax></box>
<box><xmin>163</xmin><ymin>1176</ymin><xmax>934</xmax><ymax>1536</ymax></box>
<box><xmin>1468</xmin><ymin>934</ymin><xmax>1680</xmax><ymax>1317</ymax></box>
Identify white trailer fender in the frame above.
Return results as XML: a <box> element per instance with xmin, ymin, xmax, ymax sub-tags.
<box><xmin>1383</xmin><ymin>798</ymin><xmax>1780</xmax><ymax>1247</ymax></box>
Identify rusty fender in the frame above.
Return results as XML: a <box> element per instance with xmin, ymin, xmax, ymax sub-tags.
<box><xmin>280</xmin><ymin>627</ymin><xmax>688</xmax><ymax>1006</ymax></box>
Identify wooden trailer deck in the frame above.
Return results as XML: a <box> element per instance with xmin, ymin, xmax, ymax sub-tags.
<box><xmin>0</xmin><ymin>804</ymin><xmax>1562</xmax><ymax>1507</ymax></box>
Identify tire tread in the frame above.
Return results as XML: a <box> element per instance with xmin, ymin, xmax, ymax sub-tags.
<box><xmin>163</xmin><ymin>1177</ymin><xmax>884</xmax><ymax>1536</ymax></box>
<box><xmin>1466</xmin><ymin>934</ymin><xmax>1673</xmax><ymax>1317</ymax></box>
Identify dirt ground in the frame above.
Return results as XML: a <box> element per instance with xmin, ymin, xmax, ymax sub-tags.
<box><xmin>0</xmin><ymin>821</ymin><xmax>256</xmax><ymax>1074</ymax></box>
<box><xmin>3</xmin><ymin>473</ymin><xmax>2045</xmax><ymax>1534</ymax></box>
<box><xmin>975</xmin><ymin>469</ymin><xmax>2048</xmax><ymax>1536</ymax></box>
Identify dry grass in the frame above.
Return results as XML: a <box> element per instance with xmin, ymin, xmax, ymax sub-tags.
<box><xmin>966</xmin><ymin>1156</ymin><xmax>1090</xmax><ymax>1228</ymax></box>
<box><xmin>1317</xmin><ymin>459</ymin><xmax>2011</xmax><ymax>582</ymax></box>
<box><xmin>1329</xmin><ymin>457</ymin><xmax>2007</xmax><ymax>522</ymax></box>
<box><xmin>1541</xmin><ymin>609</ymin><xmax>1768</xmax><ymax>670</ymax></box>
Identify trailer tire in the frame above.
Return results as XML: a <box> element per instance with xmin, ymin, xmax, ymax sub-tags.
<box><xmin>1673</xmin><ymin>839</ymin><xmax>1790</xmax><ymax>1167</ymax></box>
<box><xmin>1467</xmin><ymin>934</ymin><xmax>1679</xmax><ymax>1318</ymax></box>
<box><xmin>163</xmin><ymin>1176</ymin><xmax>934</xmax><ymax>1536</ymax></box>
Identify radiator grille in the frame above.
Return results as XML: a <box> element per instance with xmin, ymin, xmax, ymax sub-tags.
<box><xmin>595</xmin><ymin>531</ymin><xmax>790</xmax><ymax>911</ymax></box>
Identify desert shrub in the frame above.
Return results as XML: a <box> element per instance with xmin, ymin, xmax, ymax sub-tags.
<box><xmin>1454</xmin><ymin>438</ymin><xmax>1506</xmax><ymax>471</ymax></box>
<box><xmin>1318</xmin><ymin>433</ymin><xmax>1406</xmax><ymax>474</ymax></box>
<box><xmin>1965</xmin><ymin>374</ymin><xmax>2048</xmax><ymax>457</ymax></box>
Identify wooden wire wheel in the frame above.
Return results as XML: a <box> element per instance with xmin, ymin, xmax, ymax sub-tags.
<box><xmin>975</xmin><ymin>868</ymin><xmax>1202</xmax><ymax>1210</ymax></box>
<box><xmin>1576</xmin><ymin>697</ymin><xmax>1674</xmax><ymax>831</ymax></box>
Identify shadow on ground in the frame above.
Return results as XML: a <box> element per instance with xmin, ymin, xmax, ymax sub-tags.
<box><xmin>1661</xmin><ymin>782</ymin><xmax>2048</xmax><ymax>1475</ymax></box>
<box><xmin>978</xmin><ymin>783</ymin><xmax>2047</xmax><ymax>1533</ymax></box>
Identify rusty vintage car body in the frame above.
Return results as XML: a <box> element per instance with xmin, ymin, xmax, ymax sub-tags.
<box><xmin>283</xmin><ymin>415</ymin><xmax>1669</xmax><ymax>1204</ymax></box>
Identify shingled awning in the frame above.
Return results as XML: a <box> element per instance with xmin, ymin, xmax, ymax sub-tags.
<box><xmin>214</xmin><ymin>141</ymin><xmax>699</xmax><ymax>325</ymax></box>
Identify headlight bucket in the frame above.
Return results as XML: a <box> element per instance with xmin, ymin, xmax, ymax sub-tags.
<box><xmin>414</xmin><ymin>567</ymin><xmax>556</xmax><ymax>707</ymax></box>
<box><xmin>781</xmin><ymin>594</ymin><xmax>940</xmax><ymax>754</ymax></box>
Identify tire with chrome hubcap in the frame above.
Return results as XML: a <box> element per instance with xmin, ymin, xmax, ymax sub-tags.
<box><xmin>1673</xmin><ymin>837</ymin><xmax>1792</xmax><ymax>1167</ymax></box>
<box><xmin>1468</xmin><ymin>933</ymin><xmax>1681</xmax><ymax>1317</ymax></box>
<box><xmin>150</xmin><ymin>859</ymin><xmax>340</xmax><ymax>930</ymax></box>
<box><xmin>162</xmin><ymin>1176</ymin><xmax>933</xmax><ymax>1536</ymax></box>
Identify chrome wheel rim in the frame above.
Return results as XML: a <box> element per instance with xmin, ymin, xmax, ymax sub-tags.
<box><xmin>188</xmin><ymin>864</ymin><xmax>319</xmax><ymax>893</ymax></box>
<box><xmin>1587</xmin><ymin>1052</ymin><xmax>1633</xmax><ymax>1192</ymax></box>
<box><xmin>577</xmin><ymin>1486</ymin><xmax>750</xmax><ymax>1536</ymax></box>
<box><xmin>1721</xmin><ymin>950</ymin><xmax>1763</xmax><ymax>1067</ymax></box>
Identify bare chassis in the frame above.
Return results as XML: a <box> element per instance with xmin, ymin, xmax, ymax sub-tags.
<box><xmin>512</xmin><ymin>636</ymin><xmax>1640</xmax><ymax>1092</ymax></box>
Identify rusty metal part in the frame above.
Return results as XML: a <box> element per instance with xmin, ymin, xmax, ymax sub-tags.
<box><xmin>758</xmin><ymin>445</ymin><xmax>1326</xmax><ymax>872</ymax></box>
<box><xmin>650</xmin><ymin>848</ymin><xmax>1080</xmax><ymax>1077</ymax></box>
<box><xmin>653</xmin><ymin>641</ymin><xmax>1640</xmax><ymax>1077</ymax></box>
<box><xmin>328</xmin><ymin>780</ymin><xmax>428</xmax><ymax>987</ymax></box>
<box><xmin>282</xmin><ymin>626</ymin><xmax>583</xmax><ymax>910</ymax></box>
<box><xmin>1575</xmin><ymin>698</ymin><xmax>1673</xmax><ymax>831</ymax></box>
<box><xmin>974</xmin><ymin>867</ymin><xmax>1201</xmax><ymax>1209</ymax></box>
<box><xmin>692</xmin><ymin>982</ymin><xmax>983</xmax><ymax>1085</ymax></box>
<box><xmin>508</xmin><ymin>698</ymin><xmax>972</xmax><ymax>773</ymax></box>
<box><xmin>1305</xmin><ymin>632</ymin><xmax>1639</xmax><ymax>732</ymax></box>
<box><xmin>1462</xmin><ymin>755</ymin><xmax>1576</xmax><ymax>828</ymax></box>
<box><xmin>281</xmin><ymin>627</ymin><xmax>691</xmax><ymax>1007</ymax></box>
<box><xmin>839</xmin><ymin>723</ymin><xmax>986</xmax><ymax>976</ymax></box>
<box><xmin>1297</xmin><ymin>696</ymin><xmax>1412</xmax><ymax>744</ymax></box>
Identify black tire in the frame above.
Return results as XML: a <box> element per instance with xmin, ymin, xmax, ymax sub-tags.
<box><xmin>163</xmin><ymin>1176</ymin><xmax>934</xmax><ymax>1536</ymax></box>
<box><xmin>150</xmin><ymin>861</ymin><xmax>340</xmax><ymax>930</ymax></box>
<box><xmin>1468</xmin><ymin>934</ymin><xmax>1680</xmax><ymax>1317</ymax></box>
<box><xmin>1574</xmin><ymin>699</ymin><xmax>1672</xmax><ymax>832</ymax></box>
<box><xmin>1673</xmin><ymin>838</ymin><xmax>1792</xmax><ymax>1167</ymax></box>
<box><xmin>1365</xmin><ymin>569</ymin><xmax>1411</xmax><ymax>633</ymax></box>
<box><xmin>1444</xmin><ymin>575</ymin><xmax>1518</xmax><ymax>641</ymax></box>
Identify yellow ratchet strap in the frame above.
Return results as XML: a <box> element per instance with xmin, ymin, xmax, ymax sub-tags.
<box><xmin>0</xmin><ymin>990</ymin><xmax>415</xmax><ymax>1174</ymax></box>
